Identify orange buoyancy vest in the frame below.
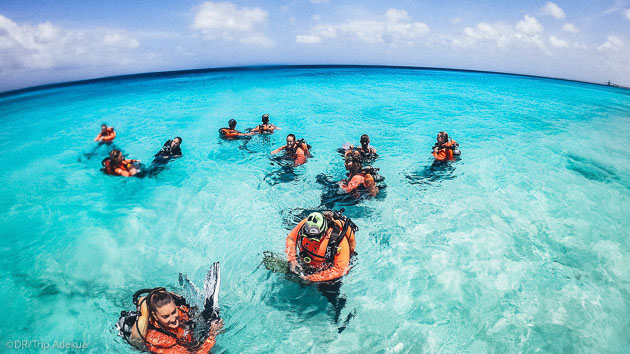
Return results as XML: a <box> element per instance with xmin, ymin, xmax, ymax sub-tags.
<box><xmin>144</xmin><ymin>305</ymin><xmax>200</xmax><ymax>353</ymax></box>
<box><xmin>219</xmin><ymin>128</ymin><xmax>241</xmax><ymax>138</ymax></box>
<box><xmin>432</xmin><ymin>140</ymin><xmax>457</xmax><ymax>161</ymax></box>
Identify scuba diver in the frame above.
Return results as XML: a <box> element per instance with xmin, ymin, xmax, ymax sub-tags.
<box><xmin>117</xmin><ymin>264</ymin><xmax>222</xmax><ymax>353</ymax></box>
<box><xmin>219</xmin><ymin>119</ymin><xmax>253</xmax><ymax>139</ymax></box>
<box><xmin>339</xmin><ymin>151</ymin><xmax>379</xmax><ymax>197</ymax></box>
<box><xmin>284</xmin><ymin>210</ymin><xmax>357</xmax><ymax>283</ymax></box>
<box><xmin>432</xmin><ymin>131</ymin><xmax>460</xmax><ymax>161</ymax></box>
<box><xmin>250</xmin><ymin>114</ymin><xmax>281</xmax><ymax>134</ymax></box>
<box><xmin>102</xmin><ymin>149</ymin><xmax>140</xmax><ymax>177</ymax></box>
<box><xmin>94</xmin><ymin>123</ymin><xmax>116</xmax><ymax>143</ymax></box>
<box><xmin>133</xmin><ymin>137</ymin><xmax>183</xmax><ymax>178</ymax></box>
<box><xmin>315</xmin><ymin>151</ymin><xmax>384</xmax><ymax>209</ymax></box>
<box><xmin>341</xmin><ymin>134</ymin><xmax>378</xmax><ymax>162</ymax></box>
<box><xmin>82</xmin><ymin>123</ymin><xmax>117</xmax><ymax>161</ymax></box>
<box><xmin>152</xmin><ymin>137</ymin><xmax>182</xmax><ymax>163</ymax></box>
<box><xmin>283</xmin><ymin>210</ymin><xmax>358</xmax><ymax>324</ymax></box>
<box><xmin>271</xmin><ymin>134</ymin><xmax>311</xmax><ymax>166</ymax></box>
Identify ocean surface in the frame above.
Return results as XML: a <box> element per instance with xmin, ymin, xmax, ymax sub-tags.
<box><xmin>1</xmin><ymin>66</ymin><xmax>629</xmax><ymax>353</ymax></box>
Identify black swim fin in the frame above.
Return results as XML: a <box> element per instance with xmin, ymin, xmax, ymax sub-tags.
<box><xmin>202</xmin><ymin>262</ymin><xmax>221</xmax><ymax>323</ymax></box>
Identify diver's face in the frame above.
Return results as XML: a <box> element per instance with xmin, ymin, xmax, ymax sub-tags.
<box><xmin>345</xmin><ymin>159</ymin><xmax>353</xmax><ymax>170</ymax></box>
<box><xmin>286</xmin><ymin>137</ymin><xmax>295</xmax><ymax>147</ymax></box>
<box><xmin>101</xmin><ymin>125</ymin><xmax>107</xmax><ymax>132</ymax></box>
<box><xmin>172</xmin><ymin>138</ymin><xmax>181</xmax><ymax>147</ymax></box>
<box><xmin>112</xmin><ymin>152</ymin><xmax>123</xmax><ymax>162</ymax></box>
<box><xmin>437</xmin><ymin>134</ymin><xmax>445</xmax><ymax>144</ymax></box>
<box><xmin>154</xmin><ymin>302</ymin><xmax>179</xmax><ymax>329</ymax></box>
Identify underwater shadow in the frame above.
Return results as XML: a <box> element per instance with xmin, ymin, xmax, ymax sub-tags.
<box><xmin>565</xmin><ymin>154</ymin><xmax>622</xmax><ymax>185</ymax></box>
<box><xmin>405</xmin><ymin>160</ymin><xmax>457</xmax><ymax>188</ymax></box>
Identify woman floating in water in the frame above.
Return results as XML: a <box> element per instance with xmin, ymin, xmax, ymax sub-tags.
<box><xmin>271</xmin><ymin>134</ymin><xmax>311</xmax><ymax>166</ymax></box>
<box><xmin>432</xmin><ymin>131</ymin><xmax>460</xmax><ymax>161</ymax></box>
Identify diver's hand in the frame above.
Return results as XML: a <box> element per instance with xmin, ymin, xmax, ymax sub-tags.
<box><xmin>289</xmin><ymin>260</ymin><xmax>301</xmax><ymax>274</ymax></box>
<box><xmin>138</xmin><ymin>296</ymin><xmax>149</xmax><ymax>318</ymax></box>
<box><xmin>209</xmin><ymin>318</ymin><xmax>223</xmax><ymax>337</ymax></box>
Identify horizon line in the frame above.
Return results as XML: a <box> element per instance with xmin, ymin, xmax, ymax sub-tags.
<box><xmin>1</xmin><ymin>64</ymin><xmax>628</xmax><ymax>98</ymax></box>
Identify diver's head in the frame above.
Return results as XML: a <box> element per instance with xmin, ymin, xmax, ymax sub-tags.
<box><xmin>303</xmin><ymin>212</ymin><xmax>328</xmax><ymax>241</ymax></box>
<box><xmin>172</xmin><ymin>137</ymin><xmax>182</xmax><ymax>147</ymax></box>
<box><xmin>109</xmin><ymin>149</ymin><xmax>123</xmax><ymax>162</ymax></box>
<box><xmin>345</xmin><ymin>152</ymin><xmax>362</xmax><ymax>172</ymax></box>
<box><xmin>228</xmin><ymin>119</ymin><xmax>237</xmax><ymax>129</ymax></box>
<box><xmin>262</xmin><ymin>114</ymin><xmax>269</xmax><ymax>124</ymax></box>
<box><xmin>286</xmin><ymin>134</ymin><xmax>296</xmax><ymax>148</ymax></box>
<box><xmin>437</xmin><ymin>131</ymin><xmax>448</xmax><ymax>144</ymax></box>
<box><xmin>360</xmin><ymin>134</ymin><xmax>370</xmax><ymax>148</ymax></box>
<box><xmin>149</xmin><ymin>291</ymin><xmax>179</xmax><ymax>330</ymax></box>
<box><xmin>101</xmin><ymin>124</ymin><xmax>108</xmax><ymax>132</ymax></box>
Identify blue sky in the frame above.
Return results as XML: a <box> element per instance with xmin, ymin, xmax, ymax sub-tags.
<box><xmin>1</xmin><ymin>0</ymin><xmax>629</xmax><ymax>92</ymax></box>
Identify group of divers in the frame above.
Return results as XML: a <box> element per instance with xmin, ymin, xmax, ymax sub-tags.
<box><xmin>92</xmin><ymin>114</ymin><xmax>460</xmax><ymax>352</ymax></box>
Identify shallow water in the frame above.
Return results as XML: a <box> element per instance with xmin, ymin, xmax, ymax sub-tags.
<box><xmin>1</xmin><ymin>66</ymin><xmax>629</xmax><ymax>353</ymax></box>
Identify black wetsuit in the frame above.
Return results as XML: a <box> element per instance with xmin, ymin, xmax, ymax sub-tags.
<box><xmin>153</xmin><ymin>140</ymin><xmax>182</xmax><ymax>164</ymax></box>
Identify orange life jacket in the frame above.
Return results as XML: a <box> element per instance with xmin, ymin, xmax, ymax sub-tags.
<box><xmin>144</xmin><ymin>304</ymin><xmax>199</xmax><ymax>352</ymax></box>
<box><xmin>219</xmin><ymin>128</ymin><xmax>240</xmax><ymax>138</ymax></box>
<box><xmin>101</xmin><ymin>158</ymin><xmax>132</xmax><ymax>176</ymax></box>
<box><xmin>258</xmin><ymin>124</ymin><xmax>275</xmax><ymax>133</ymax></box>
<box><xmin>432</xmin><ymin>140</ymin><xmax>457</xmax><ymax>161</ymax></box>
<box><xmin>296</xmin><ymin>219</ymin><xmax>354</xmax><ymax>271</ymax></box>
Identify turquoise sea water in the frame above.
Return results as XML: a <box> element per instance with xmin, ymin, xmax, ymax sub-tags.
<box><xmin>1</xmin><ymin>66</ymin><xmax>629</xmax><ymax>352</ymax></box>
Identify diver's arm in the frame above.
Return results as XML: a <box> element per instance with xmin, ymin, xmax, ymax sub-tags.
<box><xmin>104</xmin><ymin>130</ymin><xmax>116</xmax><ymax>141</ymax></box>
<box><xmin>94</xmin><ymin>133</ymin><xmax>103</xmax><ymax>141</ymax></box>
<box><xmin>294</xmin><ymin>148</ymin><xmax>306</xmax><ymax>166</ymax></box>
<box><xmin>339</xmin><ymin>175</ymin><xmax>364</xmax><ymax>193</ymax></box>
<box><xmin>345</xmin><ymin>225</ymin><xmax>356</xmax><ymax>254</ymax></box>
<box><xmin>114</xmin><ymin>167</ymin><xmax>132</xmax><ymax>177</ymax></box>
<box><xmin>305</xmin><ymin>238</ymin><xmax>350</xmax><ymax>282</ymax></box>
<box><xmin>129</xmin><ymin>297</ymin><xmax>149</xmax><ymax>349</ymax></box>
<box><xmin>285</xmin><ymin>220</ymin><xmax>305</xmax><ymax>262</ymax></box>
<box><xmin>273</xmin><ymin>125</ymin><xmax>281</xmax><ymax>130</ymax></box>
<box><xmin>271</xmin><ymin>145</ymin><xmax>286</xmax><ymax>154</ymax></box>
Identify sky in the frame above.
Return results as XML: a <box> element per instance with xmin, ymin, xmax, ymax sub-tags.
<box><xmin>1</xmin><ymin>0</ymin><xmax>629</xmax><ymax>93</ymax></box>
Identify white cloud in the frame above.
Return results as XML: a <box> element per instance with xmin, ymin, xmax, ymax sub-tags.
<box><xmin>540</xmin><ymin>2</ymin><xmax>566</xmax><ymax>20</ymax></box>
<box><xmin>296</xmin><ymin>8</ymin><xmax>429</xmax><ymax>45</ymax></box>
<box><xmin>562</xmin><ymin>23</ymin><xmax>579</xmax><ymax>33</ymax></box>
<box><xmin>597</xmin><ymin>35</ymin><xmax>623</xmax><ymax>51</ymax></box>
<box><xmin>549</xmin><ymin>35</ymin><xmax>568</xmax><ymax>48</ymax></box>
<box><xmin>296</xmin><ymin>35</ymin><xmax>322</xmax><ymax>44</ymax></box>
<box><xmin>0</xmin><ymin>13</ymin><xmax>140</xmax><ymax>72</ymax></box>
<box><xmin>239</xmin><ymin>34</ymin><xmax>273</xmax><ymax>47</ymax></box>
<box><xmin>192</xmin><ymin>1</ymin><xmax>271</xmax><ymax>46</ymax></box>
<box><xmin>456</xmin><ymin>21</ymin><xmax>547</xmax><ymax>52</ymax></box>
<box><xmin>516</xmin><ymin>15</ymin><xmax>543</xmax><ymax>34</ymax></box>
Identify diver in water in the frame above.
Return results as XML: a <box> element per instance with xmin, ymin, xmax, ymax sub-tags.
<box><xmin>82</xmin><ymin>124</ymin><xmax>117</xmax><ymax>160</ymax></box>
<box><xmin>342</xmin><ymin>134</ymin><xmax>378</xmax><ymax>162</ymax></box>
<box><xmin>132</xmin><ymin>137</ymin><xmax>183</xmax><ymax>178</ymax></box>
<box><xmin>285</xmin><ymin>210</ymin><xmax>357</xmax><ymax>321</ymax></box>
<box><xmin>432</xmin><ymin>131</ymin><xmax>460</xmax><ymax>161</ymax></box>
<box><xmin>250</xmin><ymin>114</ymin><xmax>281</xmax><ymax>134</ymax></box>
<box><xmin>117</xmin><ymin>264</ymin><xmax>223</xmax><ymax>353</ymax></box>
<box><xmin>101</xmin><ymin>149</ymin><xmax>139</xmax><ymax>177</ymax></box>
<box><xmin>271</xmin><ymin>134</ymin><xmax>311</xmax><ymax>166</ymax></box>
<box><xmin>151</xmin><ymin>137</ymin><xmax>182</xmax><ymax>164</ymax></box>
<box><xmin>219</xmin><ymin>119</ymin><xmax>253</xmax><ymax>139</ymax></box>
<box><xmin>94</xmin><ymin>123</ymin><xmax>116</xmax><ymax>143</ymax></box>
<box><xmin>339</xmin><ymin>151</ymin><xmax>380</xmax><ymax>197</ymax></box>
